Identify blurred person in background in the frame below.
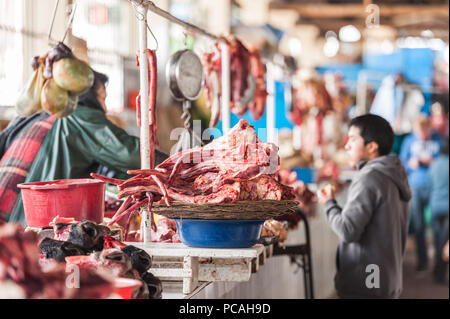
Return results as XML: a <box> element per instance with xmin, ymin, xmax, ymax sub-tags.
<box><xmin>371</xmin><ymin>73</ymin><xmax>425</xmax><ymax>155</ymax></box>
<box><xmin>430</xmin><ymin>102</ymin><xmax>449</xmax><ymax>139</ymax></box>
<box><xmin>400</xmin><ymin>115</ymin><xmax>443</xmax><ymax>271</ymax></box>
<box><xmin>428</xmin><ymin>138</ymin><xmax>449</xmax><ymax>284</ymax></box>
<box><xmin>430</xmin><ymin>92</ymin><xmax>449</xmax><ymax>138</ymax></box>
<box><xmin>443</xmin><ymin>241</ymin><xmax>449</xmax><ymax>263</ymax></box>
<box><xmin>0</xmin><ymin>70</ymin><xmax>167</xmax><ymax>225</ymax></box>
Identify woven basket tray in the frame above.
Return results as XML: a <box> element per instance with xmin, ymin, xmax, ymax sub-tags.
<box><xmin>151</xmin><ymin>200</ymin><xmax>299</xmax><ymax>220</ymax></box>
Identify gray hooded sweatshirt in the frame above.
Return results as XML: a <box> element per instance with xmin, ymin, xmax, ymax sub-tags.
<box><xmin>325</xmin><ymin>155</ymin><xmax>411</xmax><ymax>299</ymax></box>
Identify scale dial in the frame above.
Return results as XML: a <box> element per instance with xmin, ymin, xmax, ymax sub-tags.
<box><xmin>168</xmin><ymin>50</ymin><xmax>204</xmax><ymax>101</ymax></box>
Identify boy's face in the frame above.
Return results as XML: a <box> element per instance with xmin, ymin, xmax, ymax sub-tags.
<box><xmin>345</xmin><ymin>126</ymin><xmax>369</xmax><ymax>168</ymax></box>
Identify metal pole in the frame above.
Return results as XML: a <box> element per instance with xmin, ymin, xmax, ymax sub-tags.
<box><xmin>266</xmin><ymin>62</ymin><xmax>276</xmax><ymax>144</ymax></box>
<box><xmin>129</xmin><ymin>0</ymin><xmax>225</xmax><ymax>43</ymax></box>
<box><xmin>356</xmin><ymin>71</ymin><xmax>368</xmax><ymax>116</ymax></box>
<box><xmin>128</xmin><ymin>0</ymin><xmax>231</xmax><ymax>242</ymax></box>
<box><xmin>220</xmin><ymin>43</ymin><xmax>230</xmax><ymax>135</ymax></box>
<box><xmin>137</xmin><ymin>4</ymin><xmax>152</xmax><ymax>243</ymax></box>
<box><xmin>129</xmin><ymin>0</ymin><xmax>230</xmax><ymax>137</ymax></box>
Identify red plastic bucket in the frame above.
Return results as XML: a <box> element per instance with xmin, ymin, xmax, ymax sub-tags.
<box><xmin>113</xmin><ymin>278</ymin><xmax>143</xmax><ymax>299</ymax></box>
<box><xmin>18</xmin><ymin>179</ymin><xmax>105</xmax><ymax>228</ymax></box>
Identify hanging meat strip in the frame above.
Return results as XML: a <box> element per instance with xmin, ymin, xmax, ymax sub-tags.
<box><xmin>247</xmin><ymin>46</ymin><xmax>268</xmax><ymax>121</ymax></box>
<box><xmin>201</xmin><ymin>36</ymin><xmax>267</xmax><ymax>127</ymax></box>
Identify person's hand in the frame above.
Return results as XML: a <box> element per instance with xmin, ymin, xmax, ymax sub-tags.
<box><xmin>408</xmin><ymin>157</ymin><xmax>419</xmax><ymax>170</ymax></box>
<box><xmin>419</xmin><ymin>155</ymin><xmax>433</xmax><ymax>167</ymax></box>
<box><xmin>317</xmin><ymin>184</ymin><xmax>335</xmax><ymax>205</ymax></box>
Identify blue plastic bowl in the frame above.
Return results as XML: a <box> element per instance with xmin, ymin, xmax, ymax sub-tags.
<box><xmin>173</xmin><ymin>219</ymin><xmax>265</xmax><ymax>248</ymax></box>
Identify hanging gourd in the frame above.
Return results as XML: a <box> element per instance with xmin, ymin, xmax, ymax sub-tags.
<box><xmin>41</xmin><ymin>78</ymin><xmax>69</xmax><ymax>114</ymax></box>
<box><xmin>52</xmin><ymin>58</ymin><xmax>94</xmax><ymax>93</ymax></box>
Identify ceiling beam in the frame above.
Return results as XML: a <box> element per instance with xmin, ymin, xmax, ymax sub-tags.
<box><xmin>295</xmin><ymin>17</ymin><xmax>449</xmax><ymax>40</ymax></box>
<box><xmin>269</xmin><ymin>2</ymin><xmax>450</xmax><ymax>18</ymax></box>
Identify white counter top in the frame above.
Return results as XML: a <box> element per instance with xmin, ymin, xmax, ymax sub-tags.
<box><xmin>151</xmin><ymin>187</ymin><xmax>348</xmax><ymax>299</ymax></box>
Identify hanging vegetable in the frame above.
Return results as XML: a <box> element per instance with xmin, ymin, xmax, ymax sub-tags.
<box><xmin>40</xmin><ymin>78</ymin><xmax>69</xmax><ymax>114</ymax></box>
<box><xmin>15</xmin><ymin>56</ymin><xmax>46</xmax><ymax>116</ymax></box>
<box><xmin>52</xmin><ymin>58</ymin><xmax>94</xmax><ymax>93</ymax></box>
<box><xmin>55</xmin><ymin>92</ymin><xmax>79</xmax><ymax>118</ymax></box>
<box><xmin>43</xmin><ymin>42</ymin><xmax>74</xmax><ymax>79</ymax></box>
<box><xmin>15</xmin><ymin>42</ymin><xmax>95</xmax><ymax>118</ymax></box>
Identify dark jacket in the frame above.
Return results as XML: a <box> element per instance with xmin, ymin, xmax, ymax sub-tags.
<box><xmin>325</xmin><ymin>155</ymin><xmax>411</xmax><ymax>299</ymax></box>
<box><xmin>1</xmin><ymin>101</ymin><xmax>167</xmax><ymax>225</ymax></box>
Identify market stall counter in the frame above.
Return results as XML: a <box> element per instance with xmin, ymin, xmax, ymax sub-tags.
<box><xmin>129</xmin><ymin>242</ymin><xmax>268</xmax><ymax>295</ymax></box>
<box><xmin>184</xmin><ymin>198</ymin><xmax>341</xmax><ymax>299</ymax></box>
<box><xmin>140</xmin><ymin>187</ymin><xmax>345</xmax><ymax>299</ymax></box>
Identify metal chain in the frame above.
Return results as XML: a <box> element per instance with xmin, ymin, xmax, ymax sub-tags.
<box><xmin>181</xmin><ymin>100</ymin><xmax>204</xmax><ymax>148</ymax></box>
<box><xmin>61</xmin><ymin>1</ymin><xmax>77</xmax><ymax>44</ymax></box>
<box><xmin>181</xmin><ymin>100</ymin><xmax>192</xmax><ymax>132</ymax></box>
<box><xmin>47</xmin><ymin>0</ymin><xmax>60</xmax><ymax>45</ymax></box>
<box><xmin>47</xmin><ymin>0</ymin><xmax>77</xmax><ymax>46</ymax></box>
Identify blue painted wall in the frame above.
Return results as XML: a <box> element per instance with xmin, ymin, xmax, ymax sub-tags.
<box><xmin>317</xmin><ymin>48</ymin><xmax>435</xmax><ymax>114</ymax></box>
<box><xmin>216</xmin><ymin>80</ymin><xmax>295</xmax><ymax>142</ymax></box>
<box><xmin>363</xmin><ymin>48</ymin><xmax>435</xmax><ymax>114</ymax></box>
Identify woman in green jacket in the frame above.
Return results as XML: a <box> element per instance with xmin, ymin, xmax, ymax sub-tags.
<box><xmin>0</xmin><ymin>71</ymin><xmax>167</xmax><ymax>224</ymax></box>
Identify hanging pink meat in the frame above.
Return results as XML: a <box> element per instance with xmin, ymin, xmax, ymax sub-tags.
<box><xmin>247</xmin><ymin>47</ymin><xmax>268</xmax><ymax>121</ymax></box>
<box><xmin>201</xmin><ymin>36</ymin><xmax>267</xmax><ymax>126</ymax></box>
<box><xmin>290</xmin><ymin>74</ymin><xmax>333</xmax><ymax>153</ymax></box>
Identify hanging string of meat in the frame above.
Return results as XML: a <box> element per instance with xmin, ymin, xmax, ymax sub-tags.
<box><xmin>228</xmin><ymin>36</ymin><xmax>252</xmax><ymax>116</ymax></box>
<box><xmin>201</xmin><ymin>49</ymin><xmax>222</xmax><ymax>128</ymax></box>
<box><xmin>135</xmin><ymin>49</ymin><xmax>158</xmax><ymax>169</ymax></box>
<box><xmin>91</xmin><ymin>120</ymin><xmax>296</xmax><ymax>240</ymax></box>
<box><xmin>247</xmin><ymin>46</ymin><xmax>268</xmax><ymax>121</ymax></box>
<box><xmin>148</xmin><ymin>50</ymin><xmax>158</xmax><ymax>169</ymax></box>
<box><xmin>201</xmin><ymin>36</ymin><xmax>268</xmax><ymax>127</ymax></box>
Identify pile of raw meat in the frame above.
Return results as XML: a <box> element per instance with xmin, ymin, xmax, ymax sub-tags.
<box><xmin>37</xmin><ymin>217</ymin><xmax>162</xmax><ymax>299</ymax></box>
<box><xmin>0</xmin><ymin>222</ymin><xmax>114</xmax><ymax>299</ymax></box>
<box><xmin>201</xmin><ymin>36</ymin><xmax>268</xmax><ymax>127</ymax></box>
<box><xmin>92</xmin><ymin>119</ymin><xmax>296</xmax><ymax>239</ymax></box>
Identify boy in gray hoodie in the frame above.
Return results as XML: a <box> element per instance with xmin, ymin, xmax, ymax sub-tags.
<box><xmin>318</xmin><ymin>114</ymin><xmax>412</xmax><ymax>299</ymax></box>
